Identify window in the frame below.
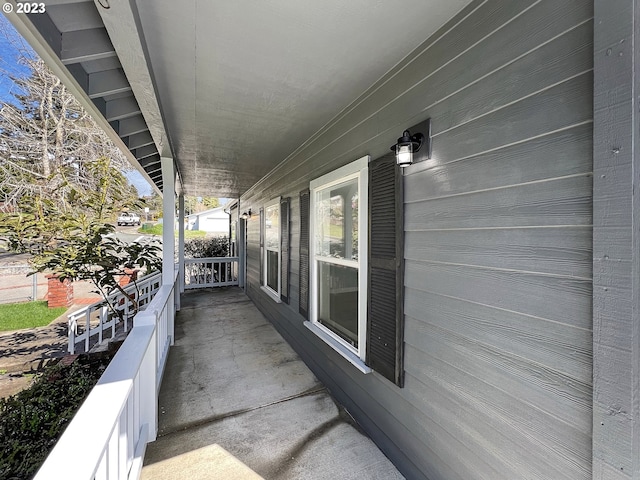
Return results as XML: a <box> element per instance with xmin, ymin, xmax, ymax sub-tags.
<box><xmin>305</xmin><ymin>156</ymin><xmax>370</xmax><ymax>371</ymax></box>
<box><xmin>301</xmin><ymin>153</ymin><xmax>405</xmax><ymax>386</ymax></box>
<box><xmin>260</xmin><ymin>197</ymin><xmax>290</xmax><ymax>303</ymax></box>
<box><xmin>262</xmin><ymin>198</ymin><xmax>281</xmax><ymax>299</ymax></box>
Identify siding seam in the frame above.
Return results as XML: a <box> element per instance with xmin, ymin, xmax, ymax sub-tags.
<box><xmin>404</xmin><ymin>285</ymin><xmax>593</xmax><ymax>333</ymax></box>
<box><xmin>405</xmin><ymin>258</ymin><xmax>592</xmax><ymax>281</ymax></box>
<box><xmin>433</xmin><ymin>69</ymin><xmax>593</xmax><ymax>137</ymax></box>
<box><xmin>406</xmin><ymin>120</ymin><xmax>594</xmax><ymax>172</ymax></box>
<box><xmin>404</xmin><ymin>172</ymin><xmax>593</xmax><ymax>204</ymax></box>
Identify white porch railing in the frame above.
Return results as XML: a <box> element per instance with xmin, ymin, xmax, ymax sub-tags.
<box><xmin>34</xmin><ymin>268</ymin><xmax>177</xmax><ymax>480</ymax></box>
<box><xmin>67</xmin><ymin>272</ymin><xmax>162</xmax><ymax>354</ymax></box>
<box><xmin>184</xmin><ymin>257</ymin><xmax>239</xmax><ymax>289</ymax></box>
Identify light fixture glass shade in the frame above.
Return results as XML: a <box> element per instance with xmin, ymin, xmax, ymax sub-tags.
<box><xmin>396</xmin><ymin>144</ymin><xmax>413</xmax><ymax>167</ymax></box>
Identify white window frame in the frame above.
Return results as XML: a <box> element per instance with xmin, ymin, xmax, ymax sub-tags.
<box><xmin>261</xmin><ymin>196</ymin><xmax>281</xmax><ymax>303</ymax></box>
<box><xmin>304</xmin><ymin>155</ymin><xmax>371</xmax><ymax>373</ymax></box>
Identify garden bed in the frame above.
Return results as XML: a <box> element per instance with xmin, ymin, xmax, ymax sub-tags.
<box><xmin>0</xmin><ymin>351</ymin><xmax>116</xmax><ymax>479</ymax></box>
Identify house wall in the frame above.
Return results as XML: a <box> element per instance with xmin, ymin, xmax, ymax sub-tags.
<box><xmin>592</xmin><ymin>1</ymin><xmax>640</xmax><ymax>478</ymax></box>
<box><xmin>186</xmin><ymin>209</ymin><xmax>229</xmax><ymax>234</ymax></box>
<box><xmin>241</xmin><ymin>1</ymin><xmax>594</xmax><ymax>478</ymax></box>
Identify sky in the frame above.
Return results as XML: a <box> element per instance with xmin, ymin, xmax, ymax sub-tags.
<box><xmin>0</xmin><ymin>14</ymin><xmax>154</xmax><ymax>196</ymax></box>
<box><xmin>0</xmin><ymin>15</ymin><xmax>30</xmax><ymax>105</ymax></box>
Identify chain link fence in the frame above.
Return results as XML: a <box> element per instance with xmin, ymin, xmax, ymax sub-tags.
<box><xmin>0</xmin><ymin>265</ymin><xmax>47</xmax><ymax>304</ymax></box>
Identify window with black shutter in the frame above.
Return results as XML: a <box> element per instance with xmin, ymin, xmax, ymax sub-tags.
<box><xmin>299</xmin><ymin>189</ymin><xmax>310</xmax><ymax>319</ymax></box>
<box><xmin>280</xmin><ymin>197</ymin><xmax>290</xmax><ymax>304</ymax></box>
<box><xmin>259</xmin><ymin>207</ymin><xmax>264</xmax><ymax>286</ymax></box>
<box><xmin>261</xmin><ymin>198</ymin><xmax>283</xmax><ymax>302</ymax></box>
<box><xmin>303</xmin><ymin>156</ymin><xmax>371</xmax><ymax>373</ymax></box>
<box><xmin>299</xmin><ymin>154</ymin><xmax>404</xmax><ymax>385</ymax></box>
<box><xmin>366</xmin><ymin>153</ymin><xmax>404</xmax><ymax>387</ymax></box>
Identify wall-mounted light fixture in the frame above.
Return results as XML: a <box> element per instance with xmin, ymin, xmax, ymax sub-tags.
<box><xmin>390</xmin><ymin>119</ymin><xmax>431</xmax><ymax>167</ymax></box>
<box><xmin>241</xmin><ymin>209</ymin><xmax>252</xmax><ymax>220</ymax></box>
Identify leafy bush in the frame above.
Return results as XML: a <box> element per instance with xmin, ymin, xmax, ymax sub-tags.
<box><xmin>0</xmin><ymin>357</ymin><xmax>108</xmax><ymax>479</ymax></box>
<box><xmin>184</xmin><ymin>236</ymin><xmax>229</xmax><ymax>258</ymax></box>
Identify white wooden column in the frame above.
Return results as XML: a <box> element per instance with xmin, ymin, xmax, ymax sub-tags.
<box><xmin>178</xmin><ymin>194</ymin><xmax>185</xmax><ymax>293</ymax></box>
<box><xmin>592</xmin><ymin>1</ymin><xmax>640</xmax><ymax>478</ymax></box>
<box><xmin>161</xmin><ymin>157</ymin><xmax>175</xmax><ymax>287</ymax></box>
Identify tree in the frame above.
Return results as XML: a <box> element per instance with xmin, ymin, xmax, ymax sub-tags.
<box><xmin>142</xmin><ymin>192</ymin><xmax>163</xmax><ymax>219</ymax></box>
<box><xmin>0</xmin><ymin>47</ymin><xmax>132</xmax><ymax>212</ymax></box>
<box><xmin>183</xmin><ymin>196</ymin><xmax>220</xmax><ymax>215</ymax></box>
<box><xmin>0</xmin><ymin>20</ymin><xmax>158</xmax><ymax>320</ymax></box>
<box><xmin>0</xmin><ymin>156</ymin><xmax>138</xmax><ymax>255</ymax></box>
<box><xmin>0</xmin><ymin>158</ymin><xmax>161</xmax><ymax>320</ymax></box>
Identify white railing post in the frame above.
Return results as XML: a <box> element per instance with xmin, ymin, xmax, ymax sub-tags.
<box><xmin>68</xmin><ymin>322</ymin><xmax>75</xmax><ymax>355</ymax></box>
<box><xmin>66</xmin><ymin>272</ymin><xmax>162</xmax><ymax>354</ymax></box>
<box><xmin>136</xmin><ymin>311</ymin><xmax>158</xmax><ymax>443</ymax></box>
<box><xmin>174</xmin><ymin>264</ymin><xmax>180</xmax><ymax>313</ymax></box>
<box><xmin>35</xmin><ymin>272</ymin><xmax>177</xmax><ymax>480</ymax></box>
<box><xmin>169</xmin><ymin>271</ymin><xmax>177</xmax><ymax>346</ymax></box>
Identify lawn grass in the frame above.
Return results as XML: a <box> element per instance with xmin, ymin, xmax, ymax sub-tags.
<box><xmin>138</xmin><ymin>223</ymin><xmax>207</xmax><ymax>239</ymax></box>
<box><xmin>0</xmin><ymin>301</ymin><xmax>67</xmax><ymax>332</ymax></box>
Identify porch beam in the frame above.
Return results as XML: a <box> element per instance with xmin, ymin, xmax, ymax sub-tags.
<box><xmin>94</xmin><ymin>0</ymin><xmax>176</xmax><ymax>165</ymax></box>
<box><xmin>113</xmin><ymin>114</ymin><xmax>148</xmax><ymax>137</ymax></box>
<box><xmin>139</xmin><ymin>155</ymin><xmax>161</xmax><ymax>169</ymax></box>
<box><xmin>105</xmin><ymin>96</ymin><xmax>141</xmax><ymax>122</ymax></box>
<box><xmin>145</xmin><ymin>166</ymin><xmax>163</xmax><ymax>177</ymax></box>
<box><xmin>126</xmin><ymin>131</ymin><xmax>155</xmax><ymax>150</ymax></box>
<box><xmin>161</xmin><ymin>157</ymin><xmax>176</xmax><ymax>287</ymax></box>
<box><xmin>60</xmin><ymin>28</ymin><xmax>115</xmax><ymax>65</ymax></box>
<box><xmin>87</xmin><ymin>69</ymin><xmax>131</xmax><ymax>99</ymax></box>
<box><xmin>135</xmin><ymin>144</ymin><xmax>159</xmax><ymax>161</ymax></box>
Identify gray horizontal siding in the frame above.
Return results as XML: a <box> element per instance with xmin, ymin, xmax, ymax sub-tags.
<box><xmin>405</xmin><ymin>227</ymin><xmax>592</xmax><ymax>277</ymax></box>
<box><xmin>405</xmin><ymin>174</ymin><xmax>592</xmax><ymax>229</ymax></box>
<box><xmin>405</xmin><ymin>261</ymin><xmax>591</xmax><ymax>330</ymax></box>
<box><xmin>240</xmin><ymin>0</ymin><xmax>594</xmax><ymax>478</ymax></box>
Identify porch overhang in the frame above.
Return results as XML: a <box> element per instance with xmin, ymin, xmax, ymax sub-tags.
<box><xmin>4</xmin><ymin>0</ymin><xmax>473</xmax><ymax>198</ymax></box>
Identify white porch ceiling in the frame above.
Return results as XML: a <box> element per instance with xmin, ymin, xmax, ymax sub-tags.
<box><xmin>8</xmin><ymin>0</ymin><xmax>472</xmax><ymax>197</ymax></box>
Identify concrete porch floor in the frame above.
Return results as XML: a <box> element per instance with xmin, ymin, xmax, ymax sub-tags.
<box><xmin>141</xmin><ymin>287</ymin><xmax>404</xmax><ymax>480</ymax></box>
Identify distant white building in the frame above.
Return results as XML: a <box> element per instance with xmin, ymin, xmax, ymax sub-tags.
<box><xmin>184</xmin><ymin>206</ymin><xmax>229</xmax><ymax>235</ymax></box>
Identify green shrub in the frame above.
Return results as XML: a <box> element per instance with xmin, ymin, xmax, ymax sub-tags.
<box><xmin>184</xmin><ymin>236</ymin><xmax>229</xmax><ymax>258</ymax></box>
<box><xmin>0</xmin><ymin>357</ymin><xmax>108</xmax><ymax>479</ymax></box>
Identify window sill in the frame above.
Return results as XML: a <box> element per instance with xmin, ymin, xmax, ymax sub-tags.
<box><xmin>304</xmin><ymin>321</ymin><xmax>372</xmax><ymax>374</ymax></box>
<box><xmin>260</xmin><ymin>286</ymin><xmax>282</xmax><ymax>303</ymax></box>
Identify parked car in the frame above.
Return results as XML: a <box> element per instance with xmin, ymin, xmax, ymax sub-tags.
<box><xmin>117</xmin><ymin>212</ymin><xmax>141</xmax><ymax>226</ymax></box>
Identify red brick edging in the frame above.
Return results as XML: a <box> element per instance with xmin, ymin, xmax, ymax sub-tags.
<box><xmin>45</xmin><ymin>274</ymin><xmax>73</xmax><ymax>308</ymax></box>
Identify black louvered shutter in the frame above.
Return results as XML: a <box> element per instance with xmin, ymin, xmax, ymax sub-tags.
<box><xmin>280</xmin><ymin>197</ymin><xmax>290</xmax><ymax>303</ymax></box>
<box><xmin>299</xmin><ymin>189</ymin><xmax>310</xmax><ymax>319</ymax></box>
<box><xmin>367</xmin><ymin>154</ymin><xmax>404</xmax><ymax>387</ymax></box>
<box><xmin>259</xmin><ymin>207</ymin><xmax>264</xmax><ymax>286</ymax></box>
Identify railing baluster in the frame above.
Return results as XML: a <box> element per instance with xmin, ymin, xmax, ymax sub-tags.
<box><xmin>85</xmin><ymin>309</ymin><xmax>91</xmax><ymax>352</ymax></box>
<box><xmin>35</xmin><ymin>268</ymin><xmax>177</xmax><ymax>480</ymax></box>
<box><xmin>183</xmin><ymin>257</ymin><xmax>239</xmax><ymax>289</ymax></box>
